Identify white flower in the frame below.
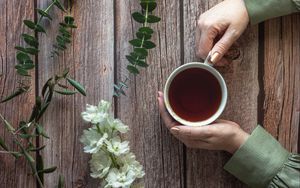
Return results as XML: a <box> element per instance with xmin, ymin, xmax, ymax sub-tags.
<box><xmin>81</xmin><ymin>100</ymin><xmax>110</xmax><ymax>124</ymax></box>
<box><xmin>80</xmin><ymin>128</ymin><xmax>108</xmax><ymax>153</ymax></box>
<box><xmin>120</xmin><ymin>153</ymin><xmax>145</xmax><ymax>179</ymax></box>
<box><xmin>105</xmin><ymin>168</ymin><xmax>136</xmax><ymax>188</ymax></box>
<box><xmin>90</xmin><ymin>150</ymin><xmax>112</xmax><ymax>178</ymax></box>
<box><xmin>106</xmin><ymin>136</ymin><xmax>129</xmax><ymax>156</ymax></box>
<box><xmin>110</xmin><ymin>119</ymin><xmax>129</xmax><ymax>133</ymax></box>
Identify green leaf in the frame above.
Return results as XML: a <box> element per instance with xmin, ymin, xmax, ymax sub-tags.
<box><xmin>23</xmin><ymin>149</ymin><xmax>35</xmax><ymax>163</ymax></box>
<box><xmin>120</xmin><ymin>81</ymin><xmax>128</xmax><ymax>88</ymax></box>
<box><xmin>15</xmin><ymin>46</ymin><xmax>39</xmax><ymax>55</ymax></box>
<box><xmin>132</xmin><ymin>12</ymin><xmax>145</xmax><ymax>23</ymax></box>
<box><xmin>28</xmin><ymin>145</ymin><xmax>46</xmax><ymax>152</ymax></box>
<box><xmin>127</xmin><ymin>65</ymin><xmax>139</xmax><ymax>75</ymax></box>
<box><xmin>16</xmin><ymin>52</ymin><xmax>30</xmax><ymax>63</ymax></box>
<box><xmin>15</xmin><ymin>63</ymin><xmax>35</xmax><ymax>70</ymax></box>
<box><xmin>64</xmin><ymin>16</ymin><xmax>74</xmax><ymax>24</ymax></box>
<box><xmin>126</xmin><ymin>55</ymin><xmax>136</xmax><ymax>64</ymax></box>
<box><xmin>143</xmin><ymin>40</ymin><xmax>156</xmax><ymax>49</ymax></box>
<box><xmin>17</xmin><ymin>68</ymin><xmax>30</xmax><ymax>77</ymax></box>
<box><xmin>140</xmin><ymin>2</ymin><xmax>157</xmax><ymax>12</ymax></box>
<box><xmin>28</xmin><ymin>97</ymin><xmax>41</xmax><ymax>122</ymax></box>
<box><xmin>62</xmin><ymin>69</ymin><xmax>70</xmax><ymax>78</ymax></box>
<box><xmin>23</xmin><ymin>20</ymin><xmax>36</xmax><ymax>30</ymax></box>
<box><xmin>1</xmin><ymin>87</ymin><xmax>28</xmax><ymax>103</ymax></box>
<box><xmin>136</xmin><ymin>60</ymin><xmax>149</xmax><ymax>67</ymax></box>
<box><xmin>134</xmin><ymin>48</ymin><xmax>148</xmax><ymax>57</ymax></box>
<box><xmin>42</xmin><ymin>78</ymin><xmax>52</xmax><ymax>97</ymax></box>
<box><xmin>22</xmin><ymin>34</ymin><xmax>39</xmax><ymax>47</ymax></box>
<box><xmin>37</xmin><ymin>9</ymin><xmax>52</xmax><ymax>20</ymax></box>
<box><xmin>0</xmin><ymin>114</ymin><xmax>15</xmax><ymax>132</ymax></box>
<box><xmin>0</xmin><ymin>136</ymin><xmax>9</xmax><ymax>151</ymax></box>
<box><xmin>58</xmin><ymin>175</ymin><xmax>65</xmax><ymax>188</ymax></box>
<box><xmin>139</xmin><ymin>27</ymin><xmax>154</xmax><ymax>35</ymax></box>
<box><xmin>37</xmin><ymin>166</ymin><xmax>57</xmax><ymax>174</ymax></box>
<box><xmin>37</xmin><ymin>102</ymin><xmax>50</xmax><ymax>121</ymax></box>
<box><xmin>37</xmin><ymin>155</ymin><xmax>44</xmax><ymax>183</ymax></box>
<box><xmin>35</xmin><ymin>24</ymin><xmax>46</xmax><ymax>33</ymax></box>
<box><xmin>36</xmin><ymin>124</ymin><xmax>49</xmax><ymax>139</ymax></box>
<box><xmin>129</xmin><ymin>39</ymin><xmax>142</xmax><ymax>47</ymax></box>
<box><xmin>54</xmin><ymin>89</ymin><xmax>77</xmax><ymax>95</ymax></box>
<box><xmin>147</xmin><ymin>15</ymin><xmax>161</xmax><ymax>23</ymax></box>
<box><xmin>136</xmin><ymin>32</ymin><xmax>151</xmax><ymax>40</ymax></box>
<box><xmin>54</xmin><ymin>0</ymin><xmax>66</xmax><ymax>12</ymax></box>
<box><xmin>66</xmin><ymin>78</ymin><xmax>86</xmax><ymax>96</ymax></box>
<box><xmin>66</xmin><ymin>24</ymin><xmax>77</xmax><ymax>28</ymax></box>
<box><xmin>19</xmin><ymin>134</ymin><xmax>36</xmax><ymax>139</ymax></box>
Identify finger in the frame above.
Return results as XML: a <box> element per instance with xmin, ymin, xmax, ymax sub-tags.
<box><xmin>196</xmin><ymin>27</ymin><xmax>218</xmax><ymax>60</ymax></box>
<box><xmin>157</xmin><ymin>93</ymin><xmax>179</xmax><ymax>129</ymax></box>
<box><xmin>170</xmin><ymin>126</ymin><xmax>213</xmax><ymax>140</ymax></box>
<box><xmin>210</xmin><ymin>26</ymin><xmax>241</xmax><ymax>63</ymax></box>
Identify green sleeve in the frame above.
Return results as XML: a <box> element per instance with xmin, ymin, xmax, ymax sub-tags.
<box><xmin>244</xmin><ymin>0</ymin><xmax>300</xmax><ymax>24</ymax></box>
<box><xmin>224</xmin><ymin>126</ymin><xmax>290</xmax><ymax>188</ymax></box>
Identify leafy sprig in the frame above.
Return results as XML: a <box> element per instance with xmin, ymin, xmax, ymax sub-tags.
<box><xmin>0</xmin><ymin>0</ymin><xmax>66</xmax><ymax>103</ymax></box>
<box><xmin>114</xmin><ymin>0</ymin><xmax>160</xmax><ymax>97</ymax></box>
<box><xmin>0</xmin><ymin>0</ymin><xmax>85</xmax><ymax>187</ymax></box>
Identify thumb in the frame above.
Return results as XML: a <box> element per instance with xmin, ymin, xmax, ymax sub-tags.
<box><xmin>210</xmin><ymin>27</ymin><xmax>240</xmax><ymax>63</ymax></box>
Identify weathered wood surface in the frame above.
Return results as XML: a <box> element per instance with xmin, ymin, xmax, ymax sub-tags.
<box><xmin>0</xmin><ymin>0</ymin><xmax>36</xmax><ymax>187</ymax></box>
<box><xmin>0</xmin><ymin>0</ymin><xmax>299</xmax><ymax>188</ymax></box>
<box><xmin>263</xmin><ymin>15</ymin><xmax>300</xmax><ymax>153</ymax></box>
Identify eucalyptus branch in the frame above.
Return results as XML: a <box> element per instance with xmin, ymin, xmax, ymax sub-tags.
<box><xmin>113</xmin><ymin>0</ymin><xmax>160</xmax><ymax>97</ymax></box>
<box><xmin>0</xmin><ymin>1</ymin><xmax>84</xmax><ymax>187</ymax></box>
<box><xmin>0</xmin><ymin>0</ymin><xmax>66</xmax><ymax>103</ymax></box>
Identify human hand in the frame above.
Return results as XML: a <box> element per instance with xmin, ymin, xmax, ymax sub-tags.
<box><xmin>196</xmin><ymin>0</ymin><xmax>249</xmax><ymax>65</ymax></box>
<box><xmin>158</xmin><ymin>91</ymin><xmax>249</xmax><ymax>154</ymax></box>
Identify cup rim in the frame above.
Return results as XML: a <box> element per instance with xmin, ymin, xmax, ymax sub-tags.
<box><xmin>164</xmin><ymin>62</ymin><xmax>227</xmax><ymax>126</ymax></box>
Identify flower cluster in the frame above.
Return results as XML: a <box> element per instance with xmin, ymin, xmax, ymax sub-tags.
<box><xmin>80</xmin><ymin>100</ymin><xmax>145</xmax><ymax>188</ymax></box>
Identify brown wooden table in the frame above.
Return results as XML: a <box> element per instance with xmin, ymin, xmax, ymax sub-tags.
<box><xmin>0</xmin><ymin>0</ymin><xmax>299</xmax><ymax>187</ymax></box>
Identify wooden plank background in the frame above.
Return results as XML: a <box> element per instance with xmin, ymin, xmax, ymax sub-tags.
<box><xmin>0</xmin><ymin>0</ymin><xmax>299</xmax><ymax>187</ymax></box>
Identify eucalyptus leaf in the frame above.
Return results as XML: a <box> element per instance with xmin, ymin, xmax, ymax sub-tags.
<box><xmin>140</xmin><ymin>2</ymin><xmax>157</xmax><ymax>12</ymax></box>
<box><xmin>16</xmin><ymin>52</ymin><xmax>30</xmax><ymax>63</ymax></box>
<box><xmin>132</xmin><ymin>12</ymin><xmax>145</xmax><ymax>23</ymax></box>
<box><xmin>35</xmin><ymin>24</ymin><xmax>46</xmax><ymax>33</ymax></box>
<box><xmin>1</xmin><ymin>87</ymin><xmax>28</xmax><ymax>103</ymax></box>
<box><xmin>37</xmin><ymin>155</ymin><xmax>44</xmax><ymax>183</ymax></box>
<box><xmin>23</xmin><ymin>149</ymin><xmax>35</xmax><ymax>163</ymax></box>
<box><xmin>17</xmin><ymin>68</ymin><xmax>30</xmax><ymax>77</ymax></box>
<box><xmin>129</xmin><ymin>39</ymin><xmax>142</xmax><ymax>47</ymax></box>
<box><xmin>134</xmin><ymin>48</ymin><xmax>148</xmax><ymax>57</ymax></box>
<box><xmin>147</xmin><ymin>15</ymin><xmax>161</xmax><ymax>23</ymax></box>
<box><xmin>23</xmin><ymin>20</ymin><xmax>36</xmax><ymax>30</ymax></box>
<box><xmin>15</xmin><ymin>63</ymin><xmax>35</xmax><ymax>70</ymax></box>
<box><xmin>15</xmin><ymin>46</ymin><xmax>39</xmax><ymax>55</ymax></box>
<box><xmin>37</xmin><ymin>166</ymin><xmax>57</xmax><ymax>174</ymax></box>
<box><xmin>28</xmin><ymin>145</ymin><xmax>46</xmax><ymax>152</ymax></box>
<box><xmin>0</xmin><ymin>114</ymin><xmax>15</xmax><ymax>132</ymax></box>
<box><xmin>22</xmin><ymin>34</ymin><xmax>39</xmax><ymax>47</ymax></box>
<box><xmin>139</xmin><ymin>27</ymin><xmax>154</xmax><ymax>34</ymax></box>
<box><xmin>54</xmin><ymin>0</ymin><xmax>66</xmax><ymax>12</ymax></box>
<box><xmin>136</xmin><ymin>60</ymin><xmax>149</xmax><ymax>67</ymax></box>
<box><xmin>64</xmin><ymin>16</ymin><xmax>74</xmax><ymax>24</ymax></box>
<box><xmin>66</xmin><ymin>78</ymin><xmax>86</xmax><ymax>96</ymax></box>
<box><xmin>127</xmin><ymin>65</ymin><xmax>139</xmax><ymax>75</ymax></box>
<box><xmin>54</xmin><ymin>89</ymin><xmax>77</xmax><ymax>95</ymax></box>
<box><xmin>126</xmin><ymin>55</ymin><xmax>136</xmax><ymax>64</ymax></box>
<box><xmin>136</xmin><ymin>32</ymin><xmax>151</xmax><ymax>40</ymax></box>
<box><xmin>37</xmin><ymin>9</ymin><xmax>52</xmax><ymax>20</ymax></box>
<box><xmin>143</xmin><ymin>40</ymin><xmax>156</xmax><ymax>49</ymax></box>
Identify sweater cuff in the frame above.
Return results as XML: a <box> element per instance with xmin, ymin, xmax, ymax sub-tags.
<box><xmin>224</xmin><ymin>125</ymin><xmax>290</xmax><ymax>188</ymax></box>
<box><xmin>244</xmin><ymin>0</ymin><xmax>299</xmax><ymax>25</ymax></box>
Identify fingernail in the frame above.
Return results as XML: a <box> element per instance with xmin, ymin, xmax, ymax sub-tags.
<box><xmin>211</xmin><ymin>52</ymin><xmax>221</xmax><ymax>63</ymax></box>
<box><xmin>170</xmin><ymin>127</ymin><xmax>180</xmax><ymax>135</ymax></box>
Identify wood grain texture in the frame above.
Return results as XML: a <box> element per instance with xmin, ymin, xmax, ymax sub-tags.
<box><xmin>38</xmin><ymin>0</ymin><xmax>114</xmax><ymax>187</ymax></box>
<box><xmin>183</xmin><ymin>0</ymin><xmax>259</xmax><ymax>187</ymax></box>
<box><xmin>0</xmin><ymin>0</ymin><xmax>36</xmax><ymax>187</ymax></box>
<box><xmin>115</xmin><ymin>0</ymin><xmax>184</xmax><ymax>187</ymax></box>
<box><xmin>263</xmin><ymin>14</ymin><xmax>300</xmax><ymax>153</ymax></box>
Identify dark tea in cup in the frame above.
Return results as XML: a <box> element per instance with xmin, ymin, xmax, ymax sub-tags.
<box><xmin>168</xmin><ymin>68</ymin><xmax>222</xmax><ymax>122</ymax></box>
<box><xmin>164</xmin><ymin>62</ymin><xmax>227</xmax><ymax>126</ymax></box>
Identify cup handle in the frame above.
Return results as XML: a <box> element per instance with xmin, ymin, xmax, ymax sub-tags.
<box><xmin>204</xmin><ymin>51</ymin><xmax>213</xmax><ymax>66</ymax></box>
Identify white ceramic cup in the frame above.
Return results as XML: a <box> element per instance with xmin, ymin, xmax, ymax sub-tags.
<box><xmin>164</xmin><ymin>62</ymin><xmax>227</xmax><ymax>126</ymax></box>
